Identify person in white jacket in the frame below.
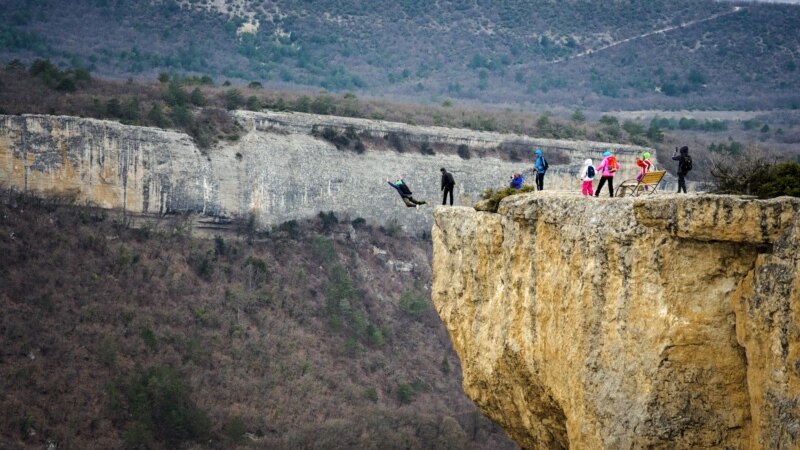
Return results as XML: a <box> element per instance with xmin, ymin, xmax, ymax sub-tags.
<box><xmin>579</xmin><ymin>158</ymin><xmax>595</xmax><ymax>196</ymax></box>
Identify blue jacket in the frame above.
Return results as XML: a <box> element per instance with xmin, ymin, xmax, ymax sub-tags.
<box><xmin>534</xmin><ymin>150</ymin><xmax>547</xmax><ymax>173</ymax></box>
<box><xmin>510</xmin><ymin>174</ymin><xmax>524</xmax><ymax>189</ymax></box>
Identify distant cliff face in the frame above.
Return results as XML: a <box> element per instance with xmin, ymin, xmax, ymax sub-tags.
<box><xmin>0</xmin><ymin>112</ymin><xmax>648</xmax><ymax>232</ymax></box>
<box><xmin>431</xmin><ymin>194</ymin><xmax>800</xmax><ymax>449</ymax></box>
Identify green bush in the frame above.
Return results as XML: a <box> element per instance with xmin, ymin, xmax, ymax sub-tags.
<box><xmin>140</xmin><ymin>325</ymin><xmax>158</xmax><ymax>352</ymax></box>
<box><xmin>396</xmin><ymin>383</ymin><xmax>414</xmax><ymax>404</ymax></box>
<box><xmin>755</xmin><ymin>162</ymin><xmax>800</xmax><ymax>198</ymax></box>
<box><xmin>312</xmin><ymin>235</ymin><xmax>336</xmax><ymax>263</ymax></box>
<box><xmin>398</xmin><ymin>291</ymin><xmax>427</xmax><ymax>317</ymax></box>
<box><xmin>110</xmin><ymin>366</ymin><xmax>211</xmax><ymax>448</ymax></box>
<box><xmin>710</xmin><ymin>154</ymin><xmax>800</xmax><ymax>198</ymax></box>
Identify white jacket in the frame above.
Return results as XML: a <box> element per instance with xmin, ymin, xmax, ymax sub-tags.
<box><xmin>580</xmin><ymin>159</ymin><xmax>595</xmax><ymax>181</ymax></box>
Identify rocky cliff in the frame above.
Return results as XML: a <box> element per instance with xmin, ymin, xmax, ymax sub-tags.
<box><xmin>431</xmin><ymin>193</ymin><xmax>800</xmax><ymax>449</ymax></box>
<box><xmin>0</xmin><ymin>112</ymin><xmax>648</xmax><ymax>233</ymax></box>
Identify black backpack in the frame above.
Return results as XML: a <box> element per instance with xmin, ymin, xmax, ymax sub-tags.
<box><xmin>587</xmin><ymin>166</ymin><xmax>595</xmax><ymax>178</ymax></box>
<box><xmin>679</xmin><ymin>155</ymin><xmax>693</xmax><ymax>172</ymax></box>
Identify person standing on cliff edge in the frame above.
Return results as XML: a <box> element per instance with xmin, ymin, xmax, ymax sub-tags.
<box><xmin>440</xmin><ymin>167</ymin><xmax>455</xmax><ymax>205</ymax></box>
<box><xmin>594</xmin><ymin>150</ymin><xmax>617</xmax><ymax>197</ymax></box>
<box><xmin>533</xmin><ymin>148</ymin><xmax>548</xmax><ymax>191</ymax></box>
<box><xmin>672</xmin><ymin>146</ymin><xmax>692</xmax><ymax>193</ymax></box>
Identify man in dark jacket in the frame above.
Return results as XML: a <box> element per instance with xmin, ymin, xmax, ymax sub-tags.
<box><xmin>440</xmin><ymin>167</ymin><xmax>455</xmax><ymax>205</ymax></box>
<box><xmin>671</xmin><ymin>146</ymin><xmax>692</xmax><ymax>193</ymax></box>
<box><xmin>388</xmin><ymin>178</ymin><xmax>426</xmax><ymax>207</ymax></box>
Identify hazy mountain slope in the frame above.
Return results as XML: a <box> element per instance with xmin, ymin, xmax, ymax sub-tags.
<box><xmin>1</xmin><ymin>0</ymin><xmax>799</xmax><ymax>110</ymax></box>
<box><xmin>0</xmin><ymin>195</ymin><xmax>517</xmax><ymax>449</ymax></box>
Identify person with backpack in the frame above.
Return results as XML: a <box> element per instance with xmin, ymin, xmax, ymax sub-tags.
<box><xmin>440</xmin><ymin>167</ymin><xmax>456</xmax><ymax>205</ymax></box>
<box><xmin>387</xmin><ymin>177</ymin><xmax>426</xmax><ymax>207</ymax></box>
<box><xmin>672</xmin><ymin>146</ymin><xmax>692</xmax><ymax>193</ymax></box>
<box><xmin>533</xmin><ymin>148</ymin><xmax>548</xmax><ymax>191</ymax></box>
<box><xmin>579</xmin><ymin>159</ymin><xmax>595</xmax><ymax>196</ymax></box>
<box><xmin>594</xmin><ymin>150</ymin><xmax>618</xmax><ymax>197</ymax></box>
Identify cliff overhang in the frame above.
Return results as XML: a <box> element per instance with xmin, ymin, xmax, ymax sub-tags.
<box><xmin>431</xmin><ymin>193</ymin><xmax>800</xmax><ymax>449</ymax></box>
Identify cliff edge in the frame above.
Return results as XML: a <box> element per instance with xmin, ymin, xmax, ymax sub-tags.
<box><xmin>431</xmin><ymin>193</ymin><xmax>800</xmax><ymax>449</ymax></box>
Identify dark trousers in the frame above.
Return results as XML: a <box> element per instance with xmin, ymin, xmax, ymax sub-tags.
<box><xmin>677</xmin><ymin>174</ymin><xmax>687</xmax><ymax>193</ymax></box>
<box><xmin>595</xmin><ymin>176</ymin><xmax>614</xmax><ymax>197</ymax></box>
<box><xmin>535</xmin><ymin>172</ymin><xmax>545</xmax><ymax>191</ymax></box>
<box><xmin>401</xmin><ymin>196</ymin><xmax>425</xmax><ymax>207</ymax></box>
<box><xmin>442</xmin><ymin>186</ymin><xmax>454</xmax><ymax>205</ymax></box>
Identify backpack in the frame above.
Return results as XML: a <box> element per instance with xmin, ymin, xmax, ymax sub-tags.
<box><xmin>587</xmin><ymin>165</ymin><xmax>595</xmax><ymax>178</ymax></box>
<box><xmin>608</xmin><ymin>156</ymin><xmax>619</xmax><ymax>173</ymax></box>
<box><xmin>543</xmin><ymin>157</ymin><xmax>549</xmax><ymax>172</ymax></box>
<box><xmin>679</xmin><ymin>155</ymin><xmax>693</xmax><ymax>173</ymax></box>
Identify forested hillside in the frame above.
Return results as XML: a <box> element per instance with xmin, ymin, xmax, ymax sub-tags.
<box><xmin>1</xmin><ymin>0</ymin><xmax>799</xmax><ymax>110</ymax></box>
<box><xmin>0</xmin><ymin>193</ymin><xmax>517</xmax><ymax>449</ymax></box>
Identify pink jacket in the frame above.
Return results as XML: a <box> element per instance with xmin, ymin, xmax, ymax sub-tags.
<box><xmin>595</xmin><ymin>156</ymin><xmax>616</xmax><ymax>177</ymax></box>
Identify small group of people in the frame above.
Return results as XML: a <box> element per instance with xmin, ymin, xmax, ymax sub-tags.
<box><xmin>389</xmin><ymin>145</ymin><xmax>693</xmax><ymax>207</ymax></box>
<box><xmin>508</xmin><ymin>148</ymin><xmax>547</xmax><ymax>190</ymax></box>
<box><xmin>577</xmin><ymin>146</ymin><xmax>691</xmax><ymax>197</ymax></box>
<box><xmin>575</xmin><ymin>150</ymin><xmax>626</xmax><ymax>197</ymax></box>
<box><xmin>387</xmin><ymin>167</ymin><xmax>456</xmax><ymax>208</ymax></box>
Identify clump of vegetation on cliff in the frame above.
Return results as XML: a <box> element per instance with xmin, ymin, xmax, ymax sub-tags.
<box><xmin>0</xmin><ymin>191</ymin><xmax>516</xmax><ymax>449</ymax></box>
<box><xmin>711</xmin><ymin>152</ymin><xmax>800</xmax><ymax>198</ymax></box>
<box><xmin>479</xmin><ymin>186</ymin><xmax>537</xmax><ymax>212</ymax></box>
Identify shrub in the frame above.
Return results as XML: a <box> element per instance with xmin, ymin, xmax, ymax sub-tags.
<box><xmin>386</xmin><ymin>132</ymin><xmax>404</xmax><ymax>152</ymax></box>
<box><xmin>398</xmin><ymin>291</ymin><xmax>427</xmax><ymax>317</ymax></box>
<box><xmin>354</xmin><ymin>140</ymin><xmax>366</xmax><ymax>154</ymax></box>
<box><xmin>419</xmin><ymin>141</ymin><xmax>435</xmax><ymax>155</ymax></box>
<box><xmin>318</xmin><ymin>211</ymin><xmax>339</xmax><ymax>232</ymax></box>
<box><xmin>396</xmin><ymin>383</ymin><xmax>414</xmax><ymax>404</ymax></box>
<box><xmin>224</xmin><ymin>417</ymin><xmax>247</xmax><ymax>444</ymax></box>
<box><xmin>189</xmin><ymin>87</ymin><xmax>207</xmax><ymax>107</ymax></box>
<box><xmin>363</xmin><ymin>387</ymin><xmax>378</xmax><ymax>402</ymax></box>
<box><xmin>457</xmin><ymin>144</ymin><xmax>470</xmax><ymax>159</ymax></box>
<box><xmin>709</xmin><ymin>151</ymin><xmax>785</xmax><ymax>197</ymax></box>
<box><xmin>755</xmin><ymin>161</ymin><xmax>800</xmax><ymax>198</ymax></box>
<box><xmin>480</xmin><ymin>186</ymin><xmax>536</xmax><ymax>212</ymax></box>
<box><xmin>140</xmin><ymin>325</ymin><xmax>158</xmax><ymax>352</ymax></box>
<box><xmin>110</xmin><ymin>366</ymin><xmax>212</xmax><ymax>448</ymax></box>
<box><xmin>223</xmin><ymin>88</ymin><xmax>244</xmax><ymax>110</ymax></box>
<box><xmin>277</xmin><ymin>219</ymin><xmax>300</xmax><ymax>239</ymax></box>
<box><xmin>311</xmin><ymin>235</ymin><xmax>336</xmax><ymax>263</ymax></box>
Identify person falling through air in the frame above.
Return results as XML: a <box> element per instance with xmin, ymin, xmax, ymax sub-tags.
<box><xmin>387</xmin><ymin>177</ymin><xmax>427</xmax><ymax>207</ymax></box>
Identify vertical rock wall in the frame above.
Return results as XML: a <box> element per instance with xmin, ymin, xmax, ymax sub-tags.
<box><xmin>431</xmin><ymin>194</ymin><xmax>800</xmax><ymax>449</ymax></box>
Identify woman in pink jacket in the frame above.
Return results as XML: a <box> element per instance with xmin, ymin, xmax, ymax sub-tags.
<box><xmin>594</xmin><ymin>150</ymin><xmax>617</xmax><ymax>197</ymax></box>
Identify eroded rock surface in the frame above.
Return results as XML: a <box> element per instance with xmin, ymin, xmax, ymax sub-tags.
<box><xmin>0</xmin><ymin>113</ymin><xmax>648</xmax><ymax>232</ymax></box>
<box><xmin>432</xmin><ymin>193</ymin><xmax>800</xmax><ymax>449</ymax></box>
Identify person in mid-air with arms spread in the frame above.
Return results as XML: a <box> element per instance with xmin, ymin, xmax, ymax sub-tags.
<box><xmin>387</xmin><ymin>176</ymin><xmax>427</xmax><ymax>207</ymax></box>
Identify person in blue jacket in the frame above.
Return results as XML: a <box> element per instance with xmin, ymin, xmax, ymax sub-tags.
<box><xmin>509</xmin><ymin>172</ymin><xmax>524</xmax><ymax>190</ymax></box>
<box><xmin>533</xmin><ymin>148</ymin><xmax>548</xmax><ymax>191</ymax></box>
<box><xmin>387</xmin><ymin>177</ymin><xmax>426</xmax><ymax>207</ymax></box>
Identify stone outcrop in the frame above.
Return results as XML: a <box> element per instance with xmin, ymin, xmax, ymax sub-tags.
<box><xmin>431</xmin><ymin>193</ymin><xmax>800</xmax><ymax>449</ymax></box>
<box><xmin>0</xmin><ymin>112</ymin><xmax>648</xmax><ymax>232</ymax></box>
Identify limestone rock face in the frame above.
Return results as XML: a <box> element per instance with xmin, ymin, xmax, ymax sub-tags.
<box><xmin>0</xmin><ymin>113</ymin><xmax>648</xmax><ymax>233</ymax></box>
<box><xmin>431</xmin><ymin>193</ymin><xmax>800</xmax><ymax>449</ymax></box>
